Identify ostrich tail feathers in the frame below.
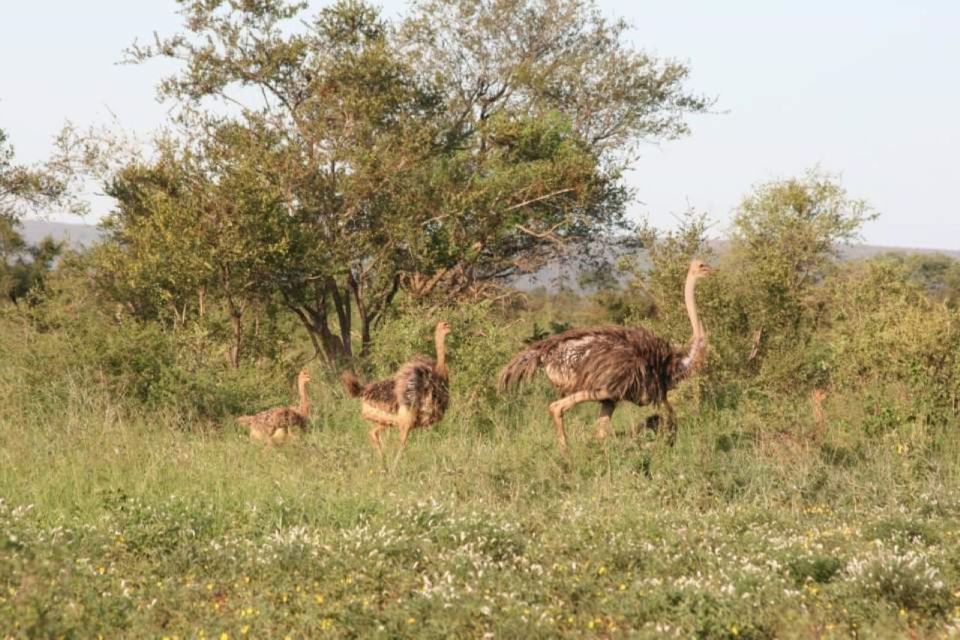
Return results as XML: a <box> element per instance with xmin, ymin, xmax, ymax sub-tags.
<box><xmin>340</xmin><ymin>371</ymin><xmax>363</xmax><ymax>397</ymax></box>
<box><xmin>498</xmin><ymin>349</ymin><xmax>543</xmax><ymax>392</ymax></box>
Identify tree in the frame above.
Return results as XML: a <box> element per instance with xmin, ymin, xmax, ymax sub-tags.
<box><xmin>118</xmin><ymin>0</ymin><xmax>708</xmax><ymax>363</ymax></box>
<box><xmin>95</xmin><ymin>125</ymin><xmax>304</xmax><ymax>367</ymax></box>
<box><xmin>624</xmin><ymin>172</ymin><xmax>877</xmax><ymax>392</ymax></box>
<box><xmin>727</xmin><ymin>170</ymin><xmax>875</xmax><ymax>356</ymax></box>
<box><xmin>687</xmin><ymin>171</ymin><xmax>877</xmax><ymax>388</ymax></box>
<box><xmin>0</xmin><ymin>127</ymin><xmax>78</xmax><ymax>305</ymax></box>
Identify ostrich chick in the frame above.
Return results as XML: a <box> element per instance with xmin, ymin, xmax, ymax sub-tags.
<box><xmin>341</xmin><ymin>321</ymin><xmax>451</xmax><ymax>459</ymax></box>
<box><xmin>237</xmin><ymin>369</ymin><xmax>312</xmax><ymax>445</ymax></box>
<box><xmin>498</xmin><ymin>259</ymin><xmax>713</xmax><ymax>451</ymax></box>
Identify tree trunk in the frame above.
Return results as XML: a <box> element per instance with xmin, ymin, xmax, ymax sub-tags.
<box><xmin>285</xmin><ymin>271</ymin><xmax>400</xmax><ymax>365</ymax></box>
<box><xmin>229</xmin><ymin>310</ymin><xmax>242</xmax><ymax>369</ymax></box>
<box><xmin>328</xmin><ymin>277</ymin><xmax>352</xmax><ymax>359</ymax></box>
<box><xmin>288</xmin><ymin>301</ymin><xmax>348</xmax><ymax>367</ymax></box>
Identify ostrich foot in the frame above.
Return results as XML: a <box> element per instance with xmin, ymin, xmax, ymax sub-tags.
<box><xmin>593</xmin><ymin>418</ymin><xmax>613</xmax><ymax>441</ymax></box>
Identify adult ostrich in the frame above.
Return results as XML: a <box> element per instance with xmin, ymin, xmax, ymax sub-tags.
<box><xmin>341</xmin><ymin>321</ymin><xmax>452</xmax><ymax>459</ymax></box>
<box><xmin>498</xmin><ymin>260</ymin><xmax>713</xmax><ymax>451</ymax></box>
<box><xmin>237</xmin><ymin>369</ymin><xmax>312</xmax><ymax>445</ymax></box>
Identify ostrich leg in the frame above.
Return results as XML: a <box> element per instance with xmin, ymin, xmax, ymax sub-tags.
<box><xmin>548</xmin><ymin>390</ymin><xmax>613</xmax><ymax>452</ymax></box>
<box><xmin>389</xmin><ymin>405</ymin><xmax>419</xmax><ymax>470</ymax></box>
<box><xmin>396</xmin><ymin>405</ymin><xmax>418</xmax><ymax>451</ymax></box>
<box><xmin>361</xmin><ymin>403</ymin><xmax>405</xmax><ymax>460</ymax></box>
<box><xmin>594</xmin><ymin>400</ymin><xmax>616</xmax><ymax>441</ymax></box>
<box><xmin>368</xmin><ymin>423</ymin><xmax>388</xmax><ymax>458</ymax></box>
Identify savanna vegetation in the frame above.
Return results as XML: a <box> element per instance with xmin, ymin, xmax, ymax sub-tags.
<box><xmin>3</xmin><ymin>0</ymin><xmax>960</xmax><ymax>638</ymax></box>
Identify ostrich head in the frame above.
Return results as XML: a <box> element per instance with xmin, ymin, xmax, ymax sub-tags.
<box><xmin>687</xmin><ymin>259</ymin><xmax>714</xmax><ymax>280</ymax></box>
<box><xmin>297</xmin><ymin>369</ymin><xmax>312</xmax><ymax>384</ymax></box>
<box><xmin>435</xmin><ymin>321</ymin><xmax>452</xmax><ymax>339</ymax></box>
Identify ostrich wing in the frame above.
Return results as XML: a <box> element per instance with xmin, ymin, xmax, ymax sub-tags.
<box><xmin>572</xmin><ymin>328</ymin><xmax>680</xmax><ymax>404</ymax></box>
<box><xmin>500</xmin><ymin>326</ymin><xmax>685</xmax><ymax>404</ymax></box>
<box><xmin>239</xmin><ymin>406</ymin><xmax>306</xmax><ymax>431</ymax></box>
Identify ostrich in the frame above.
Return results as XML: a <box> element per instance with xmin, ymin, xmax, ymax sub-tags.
<box><xmin>498</xmin><ymin>259</ymin><xmax>713</xmax><ymax>451</ymax></box>
<box><xmin>237</xmin><ymin>369</ymin><xmax>312</xmax><ymax>445</ymax></box>
<box><xmin>341</xmin><ymin>321</ymin><xmax>452</xmax><ymax>459</ymax></box>
<box><xmin>810</xmin><ymin>388</ymin><xmax>828</xmax><ymax>439</ymax></box>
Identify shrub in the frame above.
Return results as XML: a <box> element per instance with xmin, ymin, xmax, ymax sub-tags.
<box><xmin>845</xmin><ymin>546</ymin><xmax>950</xmax><ymax>613</ymax></box>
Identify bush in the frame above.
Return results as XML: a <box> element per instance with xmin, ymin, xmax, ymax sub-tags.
<box><xmin>845</xmin><ymin>546</ymin><xmax>950</xmax><ymax>613</ymax></box>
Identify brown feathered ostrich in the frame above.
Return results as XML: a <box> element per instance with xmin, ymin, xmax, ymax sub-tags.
<box><xmin>237</xmin><ymin>369</ymin><xmax>312</xmax><ymax>445</ymax></box>
<box><xmin>498</xmin><ymin>259</ymin><xmax>713</xmax><ymax>451</ymax></box>
<box><xmin>341</xmin><ymin>321</ymin><xmax>452</xmax><ymax>459</ymax></box>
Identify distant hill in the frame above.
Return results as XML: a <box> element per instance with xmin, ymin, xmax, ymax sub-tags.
<box><xmin>839</xmin><ymin>243</ymin><xmax>960</xmax><ymax>262</ymax></box>
<box><xmin>19</xmin><ymin>218</ymin><xmax>104</xmax><ymax>249</ymax></box>
<box><xmin>17</xmin><ymin>219</ymin><xmax>960</xmax><ymax>292</ymax></box>
<box><xmin>512</xmin><ymin>239</ymin><xmax>960</xmax><ymax>293</ymax></box>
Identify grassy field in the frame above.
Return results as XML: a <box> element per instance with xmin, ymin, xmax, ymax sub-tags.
<box><xmin>2</xmin><ymin>378</ymin><xmax>960</xmax><ymax>639</ymax></box>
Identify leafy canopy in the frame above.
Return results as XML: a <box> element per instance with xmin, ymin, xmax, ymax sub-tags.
<box><xmin>103</xmin><ymin>0</ymin><xmax>708</xmax><ymax>362</ymax></box>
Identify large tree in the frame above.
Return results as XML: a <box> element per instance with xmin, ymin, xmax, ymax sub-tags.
<box><xmin>118</xmin><ymin>0</ymin><xmax>708</xmax><ymax>363</ymax></box>
<box><xmin>96</xmin><ymin>125</ymin><xmax>305</xmax><ymax>367</ymax></box>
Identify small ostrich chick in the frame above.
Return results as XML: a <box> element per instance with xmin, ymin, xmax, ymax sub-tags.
<box><xmin>341</xmin><ymin>321</ymin><xmax>451</xmax><ymax>459</ymax></box>
<box><xmin>237</xmin><ymin>369</ymin><xmax>312</xmax><ymax>445</ymax></box>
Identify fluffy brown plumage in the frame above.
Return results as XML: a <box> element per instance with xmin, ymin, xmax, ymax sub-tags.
<box><xmin>498</xmin><ymin>259</ymin><xmax>713</xmax><ymax>451</ymax></box>
<box><xmin>341</xmin><ymin>321</ymin><xmax>451</xmax><ymax>458</ymax></box>
<box><xmin>238</xmin><ymin>369</ymin><xmax>311</xmax><ymax>445</ymax></box>
<box><xmin>499</xmin><ymin>326</ymin><xmax>692</xmax><ymax>404</ymax></box>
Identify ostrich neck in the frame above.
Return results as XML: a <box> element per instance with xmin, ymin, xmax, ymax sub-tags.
<box><xmin>297</xmin><ymin>379</ymin><xmax>310</xmax><ymax>417</ymax></box>
<box><xmin>684</xmin><ymin>274</ymin><xmax>703</xmax><ymax>341</ymax></box>
<box><xmin>435</xmin><ymin>334</ymin><xmax>448</xmax><ymax>378</ymax></box>
<box><xmin>682</xmin><ymin>274</ymin><xmax>706</xmax><ymax>371</ymax></box>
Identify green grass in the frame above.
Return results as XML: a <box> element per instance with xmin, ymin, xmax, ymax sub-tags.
<box><xmin>2</xmin><ymin>384</ymin><xmax>960</xmax><ymax>638</ymax></box>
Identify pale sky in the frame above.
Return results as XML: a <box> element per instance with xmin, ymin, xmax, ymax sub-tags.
<box><xmin>2</xmin><ymin>1</ymin><xmax>958</xmax><ymax>249</ymax></box>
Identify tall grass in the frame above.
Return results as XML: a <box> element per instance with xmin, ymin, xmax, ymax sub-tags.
<box><xmin>3</xmin><ymin>262</ymin><xmax>960</xmax><ymax>636</ymax></box>
<box><xmin>3</xmin><ymin>368</ymin><xmax>960</xmax><ymax>637</ymax></box>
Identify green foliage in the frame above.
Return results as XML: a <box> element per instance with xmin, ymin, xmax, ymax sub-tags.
<box><xmin>95</xmin><ymin>126</ymin><xmax>304</xmax><ymax>366</ymax></box>
<box><xmin>0</xmin><ymin>127</ymin><xmax>83</xmax><ymax>222</ymax></box>
<box><xmin>874</xmin><ymin>251</ymin><xmax>960</xmax><ymax>308</ymax></box>
<box><xmin>4</xmin><ymin>377</ymin><xmax>960</xmax><ymax>637</ymax></box>
<box><xmin>0</xmin><ymin>255</ymin><xmax>293</xmax><ymax>424</ymax></box>
<box><xmin>695</xmin><ymin>171</ymin><xmax>875</xmax><ymax>387</ymax></box>
<box><xmin>788</xmin><ymin>555</ymin><xmax>844</xmax><ymax>585</ymax></box>
<box><xmin>818</xmin><ymin>260</ymin><xmax>960</xmax><ymax>422</ymax></box>
<box><xmin>726</xmin><ymin>170</ymin><xmax>874</xmax><ymax>337</ymax></box>
<box><xmin>4</xmin><ymin>202</ymin><xmax>960</xmax><ymax>635</ymax></box>
<box><xmin>99</xmin><ymin>0</ymin><xmax>707</xmax><ymax>363</ymax></box>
